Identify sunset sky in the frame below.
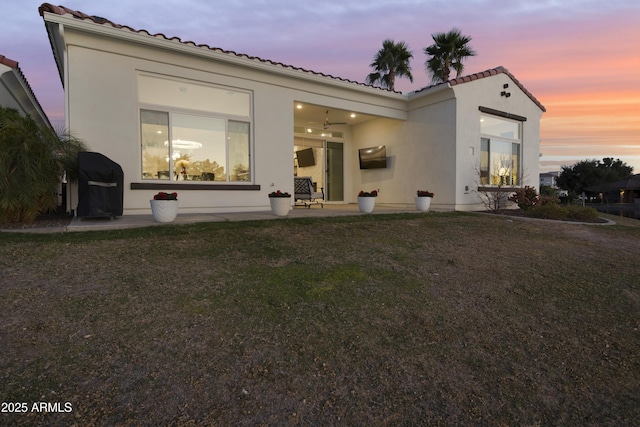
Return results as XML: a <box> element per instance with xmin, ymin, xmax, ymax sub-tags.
<box><xmin>4</xmin><ymin>0</ymin><xmax>640</xmax><ymax>173</ymax></box>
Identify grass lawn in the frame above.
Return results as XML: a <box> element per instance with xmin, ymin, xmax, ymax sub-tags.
<box><xmin>1</xmin><ymin>212</ymin><xmax>639</xmax><ymax>425</ymax></box>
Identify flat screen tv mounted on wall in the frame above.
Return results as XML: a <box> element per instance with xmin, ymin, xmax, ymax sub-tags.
<box><xmin>359</xmin><ymin>145</ymin><xmax>387</xmax><ymax>169</ymax></box>
<box><xmin>296</xmin><ymin>148</ymin><xmax>316</xmax><ymax>167</ymax></box>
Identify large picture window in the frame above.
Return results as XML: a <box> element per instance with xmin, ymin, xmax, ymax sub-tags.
<box><xmin>480</xmin><ymin>114</ymin><xmax>521</xmax><ymax>186</ymax></box>
<box><xmin>138</xmin><ymin>74</ymin><xmax>251</xmax><ymax>182</ymax></box>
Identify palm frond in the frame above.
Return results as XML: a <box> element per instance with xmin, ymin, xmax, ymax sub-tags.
<box><xmin>366</xmin><ymin>39</ymin><xmax>414</xmax><ymax>91</ymax></box>
<box><xmin>424</xmin><ymin>28</ymin><xmax>476</xmax><ymax>84</ymax></box>
<box><xmin>0</xmin><ymin>106</ymin><xmax>87</xmax><ymax>223</ymax></box>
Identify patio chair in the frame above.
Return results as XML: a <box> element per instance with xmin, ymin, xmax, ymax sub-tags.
<box><xmin>294</xmin><ymin>176</ymin><xmax>324</xmax><ymax>208</ymax></box>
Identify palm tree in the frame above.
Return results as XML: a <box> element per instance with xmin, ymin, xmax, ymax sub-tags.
<box><xmin>366</xmin><ymin>39</ymin><xmax>413</xmax><ymax>91</ymax></box>
<box><xmin>0</xmin><ymin>107</ymin><xmax>86</xmax><ymax>223</ymax></box>
<box><xmin>424</xmin><ymin>28</ymin><xmax>476</xmax><ymax>84</ymax></box>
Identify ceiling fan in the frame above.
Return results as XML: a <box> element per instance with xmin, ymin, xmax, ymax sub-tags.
<box><xmin>323</xmin><ymin>110</ymin><xmax>347</xmax><ymax>129</ymax></box>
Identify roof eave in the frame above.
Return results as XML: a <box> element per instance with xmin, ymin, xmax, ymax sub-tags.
<box><xmin>407</xmin><ymin>82</ymin><xmax>452</xmax><ymax>99</ymax></box>
<box><xmin>0</xmin><ymin>57</ymin><xmax>53</xmax><ymax>129</ymax></box>
<box><xmin>449</xmin><ymin>66</ymin><xmax>546</xmax><ymax>112</ymax></box>
<box><xmin>40</xmin><ymin>10</ymin><xmax>407</xmax><ymax>100</ymax></box>
<box><xmin>410</xmin><ymin>67</ymin><xmax>546</xmax><ymax>113</ymax></box>
<box><xmin>42</xmin><ymin>19</ymin><xmax>66</xmax><ymax>86</ymax></box>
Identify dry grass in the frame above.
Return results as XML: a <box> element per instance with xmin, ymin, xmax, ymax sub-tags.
<box><xmin>1</xmin><ymin>212</ymin><xmax>639</xmax><ymax>425</ymax></box>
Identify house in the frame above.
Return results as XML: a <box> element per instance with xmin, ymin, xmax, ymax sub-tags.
<box><xmin>39</xmin><ymin>3</ymin><xmax>545</xmax><ymax>216</ymax></box>
<box><xmin>586</xmin><ymin>174</ymin><xmax>640</xmax><ymax>204</ymax></box>
<box><xmin>0</xmin><ymin>54</ymin><xmax>52</xmax><ymax>129</ymax></box>
<box><xmin>540</xmin><ymin>172</ymin><xmax>559</xmax><ymax>188</ymax></box>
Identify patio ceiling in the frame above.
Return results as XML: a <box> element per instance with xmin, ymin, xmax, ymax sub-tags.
<box><xmin>293</xmin><ymin>102</ymin><xmax>376</xmax><ymax>129</ymax></box>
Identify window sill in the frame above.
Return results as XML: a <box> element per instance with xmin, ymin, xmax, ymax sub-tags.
<box><xmin>477</xmin><ymin>186</ymin><xmax>523</xmax><ymax>192</ymax></box>
<box><xmin>131</xmin><ymin>182</ymin><xmax>261</xmax><ymax>191</ymax></box>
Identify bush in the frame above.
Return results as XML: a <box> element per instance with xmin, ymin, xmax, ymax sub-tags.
<box><xmin>0</xmin><ymin>107</ymin><xmax>86</xmax><ymax>223</ymax></box>
<box><xmin>509</xmin><ymin>186</ymin><xmax>538</xmax><ymax>210</ymax></box>
<box><xmin>539</xmin><ymin>185</ymin><xmax>557</xmax><ymax>196</ymax></box>
<box><xmin>527</xmin><ymin>204</ymin><xmax>599</xmax><ymax>222</ymax></box>
<box><xmin>528</xmin><ymin>204</ymin><xmax>568</xmax><ymax>220</ymax></box>
<box><xmin>565</xmin><ymin>205</ymin><xmax>599</xmax><ymax>222</ymax></box>
<box><xmin>539</xmin><ymin>195</ymin><xmax>560</xmax><ymax>205</ymax></box>
<box><xmin>559</xmin><ymin>195</ymin><xmax>572</xmax><ymax>205</ymax></box>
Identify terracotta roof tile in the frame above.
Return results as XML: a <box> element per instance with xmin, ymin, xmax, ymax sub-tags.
<box><xmin>416</xmin><ymin>66</ymin><xmax>545</xmax><ymax>112</ymax></box>
<box><xmin>38</xmin><ymin>4</ymin><xmax>544</xmax><ymax>111</ymax></box>
<box><xmin>0</xmin><ymin>55</ymin><xmax>19</xmax><ymax>69</ymax></box>
<box><xmin>38</xmin><ymin>3</ymin><xmax>400</xmax><ymax>94</ymax></box>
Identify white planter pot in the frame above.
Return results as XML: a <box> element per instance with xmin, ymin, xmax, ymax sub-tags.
<box><xmin>357</xmin><ymin>196</ymin><xmax>376</xmax><ymax>213</ymax></box>
<box><xmin>150</xmin><ymin>199</ymin><xmax>179</xmax><ymax>223</ymax></box>
<box><xmin>415</xmin><ymin>196</ymin><xmax>432</xmax><ymax>212</ymax></box>
<box><xmin>269</xmin><ymin>197</ymin><xmax>291</xmax><ymax>216</ymax></box>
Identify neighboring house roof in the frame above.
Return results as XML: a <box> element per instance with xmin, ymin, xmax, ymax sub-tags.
<box><xmin>0</xmin><ymin>55</ymin><xmax>18</xmax><ymax>69</ymax></box>
<box><xmin>413</xmin><ymin>66</ymin><xmax>546</xmax><ymax>112</ymax></box>
<box><xmin>38</xmin><ymin>3</ymin><xmax>545</xmax><ymax>112</ymax></box>
<box><xmin>0</xmin><ymin>54</ymin><xmax>53</xmax><ymax>129</ymax></box>
<box><xmin>586</xmin><ymin>174</ymin><xmax>640</xmax><ymax>192</ymax></box>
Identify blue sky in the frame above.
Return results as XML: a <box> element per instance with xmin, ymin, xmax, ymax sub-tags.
<box><xmin>4</xmin><ymin>0</ymin><xmax>640</xmax><ymax>173</ymax></box>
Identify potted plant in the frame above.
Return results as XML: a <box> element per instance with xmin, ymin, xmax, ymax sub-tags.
<box><xmin>357</xmin><ymin>189</ymin><xmax>378</xmax><ymax>213</ymax></box>
<box><xmin>150</xmin><ymin>191</ymin><xmax>179</xmax><ymax>223</ymax></box>
<box><xmin>268</xmin><ymin>190</ymin><xmax>291</xmax><ymax>216</ymax></box>
<box><xmin>415</xmin><ymin>190</ymin><xmax>434</xmax><ymax>212</ymax></box>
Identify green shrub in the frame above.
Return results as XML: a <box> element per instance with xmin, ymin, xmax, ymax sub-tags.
<box><xmin>527</xmin><ymin>203</ymin><xmax>599</xmax><ymax>222</ymax></box>
<box><xmin>539</xmin><ymin>195</ymin><xmax>560</xmax><ymax>205</ymax></box>
<box><xmin>565</xmin><ymin>205</ymin><xmax>599</xmax><ymax>221</ymax></box>
<box><xmin>559</xmin><ymin>195</ymin><xmax>572</xmax><ymax>205</ymax></box>
<box><xmin>539</xmin><ymin>185</ymin><xmax>558</xmax><ymax>197</ymax></box>
<box><xmin>509</xmin><ymin>186</ymin><xmax>538</xmax><ymax>210</ymax></box>
<box><xmin>528</xmin><ymin>204</ymin><xmax>568</xmax><ymax>220</ymax></box>
<box><xmin>0</xmin><ymin>107</ymin><xmax>86</xmax><ymax>223</ymax></box>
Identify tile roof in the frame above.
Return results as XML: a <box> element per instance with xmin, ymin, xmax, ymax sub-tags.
<box><xmin>38</xmin><ymin>3</ymin><xmax>400</xmax><ymax>94</ymax></box>
<box><xmin>38</xmin><ymin>4</ymin><xmax>544</xmax><ymax>112</ymax></box>
<box><xmin>414</xmin><ymin>66</ymin><xmax>546</xmax><ymax>112</ymax></box>
<box><xmin>0</xmin><ymin>55</ymin><xmax>19</xmax><ymax>69</ymax></box>
<box><xmin>0</xmin><ymin>54</ymin><xmax>52</xmax><ymax>128</ymax></box>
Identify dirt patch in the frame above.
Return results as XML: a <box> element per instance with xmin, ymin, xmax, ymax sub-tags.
<box><xmin>0</xmin><ymin>212</ymin><xmax>73</xmax><ymax>230</ymax></box>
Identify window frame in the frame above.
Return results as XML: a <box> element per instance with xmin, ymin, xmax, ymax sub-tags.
<box><xmin>479</xmin><ymin>112</ymin><xmax>523</xmax><ymax>187</ymax></box>
<box><xmin>137</xmin><ymin>73</ymin><xmax>253</xmax><ymax>186</ymax></box>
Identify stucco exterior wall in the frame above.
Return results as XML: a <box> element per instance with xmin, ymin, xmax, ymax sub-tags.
<box><xmin>61</xmin><ymin>26</ymin><xmax>414</xmax><ymax>215</ymax></box>
<box><xmin>61</xmin><ymin>27</ymin><xmax>411</xmax><ymax>214</ymax></box>
<box><xmin>50</xmin><ymin>15</ymin><xmax>543</xmax><ymax>216</ymax></box>
<box><xmin>350</xmin><ymin>94</ymin><xmax>459</xmax><ymax>210</ymax></box>
<box><xmin>451</xmin><ymin>74</ymin><xmax>543</xmax><ymax>211</ymax></box>
<box><xmin>65</xmin><ymin>37</ymin><xmax>293</xmax><ymax>214</ymax></box>
<box><xmin>349</xmin><ymin>118</ymin><xmax>405</xmax><ymax>204</ymax></box>
<box><xmin>405</xmin><ymin>91</ymin><xmax>458</xmax><ymax>210</ymax></box>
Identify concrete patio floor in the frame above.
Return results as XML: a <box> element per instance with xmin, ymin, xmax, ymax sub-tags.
<box><xmin>2</xmin><ymin>204</ymin><xmax>619</xmax><ymax>234</ymax></box>
<box><xmin>63</xmin><ymin>203</ymin><xmax>420</xmax><ymax>232</ymax></box>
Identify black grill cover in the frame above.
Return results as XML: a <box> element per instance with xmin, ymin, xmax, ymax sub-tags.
<box><xmin>77</xmin><ymin>152</ymin><xmax>124</xmax><ymax>218</ymax></box>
